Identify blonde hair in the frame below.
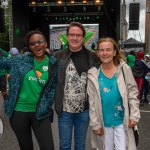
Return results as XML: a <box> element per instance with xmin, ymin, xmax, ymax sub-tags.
<box><xmin>97</xmin><ymin>37</ymin><xmax>123</xmax><ymax>66</ymax></box>
<box><xmin>119</xmin><ymin>49</ymin><xmax>126</xmax><ymax>62</ymax></box>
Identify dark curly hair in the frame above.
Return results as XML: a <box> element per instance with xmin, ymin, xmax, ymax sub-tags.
<box><xmin>25</xmin><ymin>30</ymin><xmax>46</xmax><ymax>46</ymax></box>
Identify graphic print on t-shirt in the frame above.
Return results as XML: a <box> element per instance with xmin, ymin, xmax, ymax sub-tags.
<box><xmin>63</xmin><ymin>60</ymin><xmax>87</xmax><ymax>113</ymax></box>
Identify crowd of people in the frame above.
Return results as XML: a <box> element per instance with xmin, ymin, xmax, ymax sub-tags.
<box><xmin>127</xmin><ymin>50</ymin><xmax>150</xmax><ymax>106</ymax></box>
<box><xmin>0</xmin><ymin>21</ymin><xmax>145</xmax><ymax>150</ymax></box>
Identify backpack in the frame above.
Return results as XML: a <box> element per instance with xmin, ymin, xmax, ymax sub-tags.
<box><xmin>131</xmin><ymin>66</ymin><xmax>145</xmax><ymax>78</ymax></box>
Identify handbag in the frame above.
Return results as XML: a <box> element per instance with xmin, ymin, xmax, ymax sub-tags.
<box><xmin>133</xmin><ymin>125</ymin><xmax>139</xmax><ymax>147</ymax></box>
<box><xmin>121</xmin><ymin>66</ymin><xmax>139</xmax><ymax>146</ymax></box>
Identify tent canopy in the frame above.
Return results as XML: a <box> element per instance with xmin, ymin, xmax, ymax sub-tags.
<box><xmin>123</xmin><ymin>37</ymin><xmax>145</xmax><ymax>53</ymax></box>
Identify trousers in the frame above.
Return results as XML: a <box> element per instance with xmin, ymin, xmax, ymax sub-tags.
<box><xmin>104</xmin><ymin>124</ymin><xmax>126</xmax><ymax>150</ymax></box>
<box><xmin>58</xmin><ymin>110</ymin><xmax>89</xmax><ymax>150</ymax></box>
<box><xmin>9</xmin><ymin>111</ymin><xmax>54</xmax><ymax>150</ymax></box>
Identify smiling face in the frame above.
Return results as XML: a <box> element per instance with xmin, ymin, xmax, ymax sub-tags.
<box><xmin>29</xmin><ymin>34</ymin><xmax>47</xmax><ymax>61</ymax></box>
<box><xmin>67</xmin><ymin>26</ymin><xmax>84</xmax><ymax>52</ymax></box>
<box><xmin>97</xmin><ymin>41</ymin><xmax>116</xmax><ymax>65</ymax></box>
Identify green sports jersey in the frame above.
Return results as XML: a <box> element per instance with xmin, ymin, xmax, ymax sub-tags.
<box><xmin>15</xmin><ymin>55</ymin><xmax>49</xmax><ymax>112</ymax></box>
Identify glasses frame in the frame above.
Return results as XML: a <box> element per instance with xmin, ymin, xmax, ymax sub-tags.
<box><xmin>29</xmin><ymin>39</ymin><xmax>46</xmax><ymax>46</ymax></box>
<box><xmin>67</xmin><ymin>33</ymin><xmax>83</xmax><ymax>38</ymax></box>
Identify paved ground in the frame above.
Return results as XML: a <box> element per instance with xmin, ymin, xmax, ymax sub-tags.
<box><xmin>0</xmin><ymin>92</ymin><xmax>150</xmax><ymax>150</ymax></box>
<box><xmin>0</xmin><ymin>92</ymin><xmax>92</xmax><ymax>150</ymax></box>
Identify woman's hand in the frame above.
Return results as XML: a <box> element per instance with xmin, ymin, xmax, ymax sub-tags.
<box><xmin>93</xmin><ymin>127</ymin><xmax>104</xmax><ymax>136</ymax></box>
<box><xmin>128</xmin><ymin>119</ymin><xmax>137</xmax><ymax>128</ymax></box>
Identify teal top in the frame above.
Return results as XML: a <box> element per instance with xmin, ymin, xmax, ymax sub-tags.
<box><xmin>98</xmin><ymin>70</ymin><xmax>124</xmax><ymax>127</ymax></box>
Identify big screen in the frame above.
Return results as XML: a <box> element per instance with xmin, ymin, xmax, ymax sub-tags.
<box><xmin>49</xmin><ymin>24</ymin><xmax>99</xmax><ymax>51</ymax></box>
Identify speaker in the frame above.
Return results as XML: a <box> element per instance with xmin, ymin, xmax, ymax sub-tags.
<box><xmin>0</xmin><ymin>8</ymin><xmax>5</xmax><ymax>33</ymax></box>
<box><xmin>129</xmin><ymin>3</ymin><xmax>140</xmax><ymax>30</ymax></box>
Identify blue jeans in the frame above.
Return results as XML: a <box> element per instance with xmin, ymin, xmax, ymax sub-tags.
<box><xmin>58</xmin><ymin>110</ymin><xmax>89</xmax><ymax>150</ymax></box>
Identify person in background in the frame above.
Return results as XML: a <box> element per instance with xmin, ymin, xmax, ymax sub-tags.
<box><xmin>0</xmin><ymin>30</ymin><xmax>58</xmax><ymax>150</ymax></box>
<box><xmin>140</xmin><ymin>53</ymin><xmax>150</xmax><ymax>104</ymax></box>
<box><xmin>87</xmin><ymin>37</ymin><xmax>140</xmax><ymax>150</ymax></box>
<box><xmin>127</xmin><ymin>50</ymin><xmax>136</xmax><ymax>67</ymax></box>
<box><xmin>7</xmin><ymin>47</ymin><xmax>20</xmax><ymax>81</ymax></box>
<box><xmin>20</xmin><ymin>47</ymin><xmax>29</xmax><ymax>54</ymax></box>
<box><xmin>134</xmin><ymin>51</ymin><xmax>150</xmax><ymax>106</ymax></box>
<box><xmin>0</xmin><ymin>48</ymin><xmax>11</xmax><ymax>100</ymax></box>
<box><xmin>9</xmin><ymin>47</ymin><xmax>20</xmax><ymax>56</ymax></box>
<box><xmin>55</xmin><ymin>22</ymin><xmax>98</xmax><ymax>150</ymax></box>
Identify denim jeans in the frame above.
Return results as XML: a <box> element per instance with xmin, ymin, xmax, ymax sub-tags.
<box><xmin>58</xmin><ymin>110</ymin><xmax>89</xmax><ymax>150</ymax></box>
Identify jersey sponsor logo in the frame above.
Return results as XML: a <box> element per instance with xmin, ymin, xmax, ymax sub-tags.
<box><xmin>28</xmin><ymin>76</ymin><xmax>46</xmax><ymax>84</ymax></box>
<box><xmin>36</xmin><ymin>70</ymin><xmax>42</xmax><ymax>78</ymax></box>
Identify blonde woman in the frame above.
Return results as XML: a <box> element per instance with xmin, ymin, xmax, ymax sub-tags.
<box><xmin>87</xmin><ymin>37</ymin><xmax>140</xmax><ymax>150</ymax></box>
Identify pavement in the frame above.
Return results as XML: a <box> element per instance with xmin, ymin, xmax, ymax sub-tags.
<box><xmin>0</xmin><ymin>92</ymin><xmax>150</xmax><ymax>150</ymax></box>
<box><xmin>0</xmin><ymin>92</ymin><xmax>92</xmax><ymax>150</ymax></box>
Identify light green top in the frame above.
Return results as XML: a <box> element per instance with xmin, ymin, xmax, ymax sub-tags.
<box><xmin>127</xmin><ymin>54</ymin><xmax>135</xmax><ymax>67</ymax></box>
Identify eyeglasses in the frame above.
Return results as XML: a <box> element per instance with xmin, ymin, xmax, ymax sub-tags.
<box><xmin>29</xmin><ymin>39</ymin><xmax>46</xmax><ymax>46</ymax></box>
<box><xmin>68</xmin><ymin>33</ymin><xmax>83</xmax><ymax>38</ymax></box>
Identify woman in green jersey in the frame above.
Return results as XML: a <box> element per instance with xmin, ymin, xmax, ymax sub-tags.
<box><xmin>0</xmin><ymin>30</ymin><xmax>58</xmax><ymax>150</ymax></box>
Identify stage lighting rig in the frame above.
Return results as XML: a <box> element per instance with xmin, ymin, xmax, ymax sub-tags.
<box><xmin>29</xmin><ymin>0</ymin><xmax>104</xmax><ymax>7</ymax></box>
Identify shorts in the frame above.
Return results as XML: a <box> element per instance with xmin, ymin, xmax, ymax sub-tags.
<box><xmin>0</xmin><ymin>75</ymin><xmax>7</xmax><ymax>92</ymax></box>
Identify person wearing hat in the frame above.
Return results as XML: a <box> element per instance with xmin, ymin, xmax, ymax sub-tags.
<box><xmin>140</xmin><ymin>53</ymin><xmax>150</xmax><ymax>103</ymax></box>
<box><xmin>127</xmin><ymin>50</ymin><xmax>136</xmax><ymax>67</ymax></box>
<box><xmin>145</xmin><ymin>53</ymin><xmax>150</xmax><ymax>68</ymax></box>
<box><xmin>134</xmin><ymin>51</ymin><xmax>150</xmax><ymax>106</ymax></box>
<box><xmin>9</xmin><ymin>47</ymin><xmax>20</xmax><ymax>56</ymax></box>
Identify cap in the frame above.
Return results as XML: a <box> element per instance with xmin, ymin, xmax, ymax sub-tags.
<box><xmin>9</xmin><ymin>47</ymin><xmax>19</xmax><ymax>56</ymax></box>
<box><xmin>145</xmin><ymin>53</ymin><xmax>150</xmax><ymax>57</ymax></box>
